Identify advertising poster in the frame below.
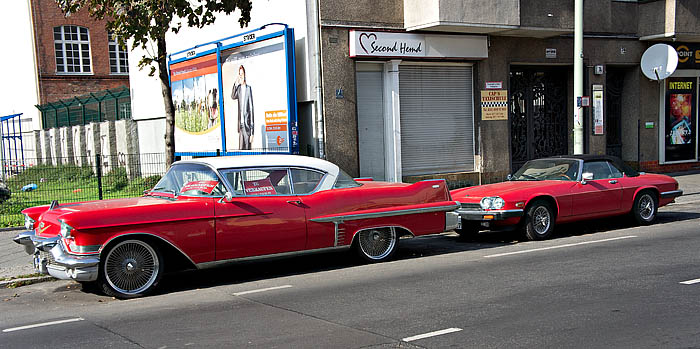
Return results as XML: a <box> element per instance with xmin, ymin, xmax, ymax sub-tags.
<box><xmin>170</xmin><ymin>53</ymin><xmax>222</xmax><ymax>152</ymax></box>
<box><xmin>220</xmin><ymin>36</ymin><xmax>290</xmax><ymax>152</ymax></box>
<box><xmin>665</xmin><ymin>77</ymin><xmax>697</xmax><ymax>162</ymax></box>
<box><xmin>480</xmin><ymin>90</ymin><xmax>508</xmax><ymax>120</ymax></box>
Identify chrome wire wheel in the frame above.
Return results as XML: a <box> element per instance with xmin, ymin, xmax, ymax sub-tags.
<box><xmin>533</xmin><ymin>206</ymin><xmax>551</xmax><ymax>235</ymax></box>
<box><xmin>358</xmin><ymin>228</ymin><xmax>397</xmax><ymax>261</ymax></box>
<box><xmin>104</xmin><ymin>240</ymin><xmax>160</xmax><ymax>296</ymax></box>
<box><xmin>638</xmin><ymin>194</ymin><xmax>655</xmax><ymax>221</ymax></box>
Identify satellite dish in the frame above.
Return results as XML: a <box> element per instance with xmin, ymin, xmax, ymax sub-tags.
<box><xmin>640</xmin><ymin>43</ymin><xmax>678</xmax><ymax>81</ymax></box>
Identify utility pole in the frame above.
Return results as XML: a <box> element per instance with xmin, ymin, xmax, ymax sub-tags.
<box><xmin>573</xmin><ymin>0</ymin><xmax>584</xmax><ymax>154</ymax></box>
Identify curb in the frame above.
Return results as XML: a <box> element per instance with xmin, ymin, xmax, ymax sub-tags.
<box><xmin>0</xmin><ymin>276</ymin><xmax>56</xmax><ymax>288</ymax></box>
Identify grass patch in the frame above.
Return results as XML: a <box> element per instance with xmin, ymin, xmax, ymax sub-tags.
<box><xmin>1</xmin><ymin>164</ymin><xmax>162</xmax><ymax>227</ymax></box>
<box><xmin>0</xmin><ymin>273</ymin><xmax>43</xmax><ymax>282</ymax></box>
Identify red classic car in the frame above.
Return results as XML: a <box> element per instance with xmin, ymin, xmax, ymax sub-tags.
<box><xmin>451</xmin><ymin>155</ymin><xmax>682</xmax><ymax>240</ymax></box>
<box><xmin>14</xmin><ymin>155</ymin><xmax>460</xmax><ymax>298</ymax></box>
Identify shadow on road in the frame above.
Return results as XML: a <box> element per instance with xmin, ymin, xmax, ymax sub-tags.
<box><xmin>78</xmin><ymin>210</ymin><xmax>700</xmax><ymax>298</ymax></box>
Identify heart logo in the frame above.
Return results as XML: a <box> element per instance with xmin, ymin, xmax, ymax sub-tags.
<box><xmin>358</xmin><ymin>33</ymin><xmax>377</xmax><ymax>54</ymax></box>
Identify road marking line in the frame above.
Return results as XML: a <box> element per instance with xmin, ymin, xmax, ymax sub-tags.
<box><xmin>233</xmin><ymin>285</ymin><xmax>293</xmax><ymax>296</ymax></box>
<box><xmin>484</xmin><ymin>236</ymin><xmax>637</xmax><ymax>258</ymax></box>
<box><xmin>3</xmin><ymin>318</ymin><xmax>84</xmax><ymax>333</ymax></box>
<box><xmin>402</xmin><ymin>328</ymin><xmax>462</xmax><ymax>342</ymax></box>
<box><xmin>680</xmin><ymin>278</ymin><xmax>700</xmax><ymax>285</ymax></box>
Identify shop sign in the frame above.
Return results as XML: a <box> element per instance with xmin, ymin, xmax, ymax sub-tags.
<box><xmin>480</xmin><ymin>90</ymin><xmax>508</xmax><ymax>121</ymax></box>
<box><xmin>664</xmin><ymin>77</ymin><xmax>697</xmax><ymax>162</ymax></box>
<box><xmin>673</xmin><ymin>44</ymin><xmax>700</xmax><ymax>69</ymax></box>
<box><xmin>350</xmin><ymin>31</ymin><xmax>425</xmax><ymax>57</ymax></box>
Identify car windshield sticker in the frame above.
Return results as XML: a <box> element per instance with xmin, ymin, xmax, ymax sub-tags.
<box><xmin>180</xmin><ymin>180</ymin><xmax>219</xmax><ymax>194</ymax></box>
<box><xmin>243</xmin><ymin>178</ymin><xmax>277</xmax><ymax>196</ymax></box>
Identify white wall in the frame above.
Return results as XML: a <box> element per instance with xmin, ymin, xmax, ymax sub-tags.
<box><xmin>0</xmin><ymin>0</ymin><xmax>40</xmax><ymax>130</ymax></box>
<box><xmin>128</xmin><ymin>0</ymin><xmax>313</xmax><ymax>154</ymax></box>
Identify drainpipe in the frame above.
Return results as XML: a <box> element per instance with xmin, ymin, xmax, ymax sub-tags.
<box><xmin>311</xmin><ymin>0</ymin><xmax>326</xmax><ymax>159</ymax></box>
<box><xmin>573</xmin><ymin>0</ymin><xmax>584</xmax><ymax>154</ymax></box>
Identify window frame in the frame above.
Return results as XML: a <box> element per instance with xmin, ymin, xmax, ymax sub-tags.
<box><xmin>53</xmin><ymin>25</ymin><xmax>93</xmax><ymax>75</ymax></box>
<box><xmin>108</xmin><ymin>32</ymin><xmax>129</xmax><ymax>75</ymax></box>
<box><xmin>218</xmin><ymin>166</ymin><xmax>329</xmax><ymax>197</ymax></box>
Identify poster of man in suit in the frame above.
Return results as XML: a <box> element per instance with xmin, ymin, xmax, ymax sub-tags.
<box><xmin>221</xmin><ymin>36</ymin><xmax>290</xmax><ymax>152</ymax></box>
<box><xmin>231</xmin><ymin>65</ymin><xmax>254</xmax><ymax>150</ymax></box>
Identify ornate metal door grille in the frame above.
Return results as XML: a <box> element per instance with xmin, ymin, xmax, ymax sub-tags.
<box><xmin>509</xmin><ymin>68</ymin><xmax>568</xmax><ymax>171</ymax></box>
<box><xmin>606</xmin><ymin>69</ymin><xmax>625</xmax><ymax>158</ymax></box>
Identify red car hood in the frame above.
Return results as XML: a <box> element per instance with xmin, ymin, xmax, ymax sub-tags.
<box><xmin>32</xmin><ymin>196</ymin><xmax>212</xmax><ymax>237</ymax></box>
<box><xmin>451</xmin><ymin>180</ymin><xmax>571</xmax><ymax>200</ymax></box>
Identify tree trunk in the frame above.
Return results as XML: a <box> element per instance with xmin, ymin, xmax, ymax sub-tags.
<box><xmin>157</xmin><ymin>37</ymin><xmax>176</xmax><ymax>167</ymax></box>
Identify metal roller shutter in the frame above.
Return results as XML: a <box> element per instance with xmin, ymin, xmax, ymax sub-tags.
<box><xmin>399</xmin><ymin>65</ymin><xmax>475</xmax><ymax>176</ymax></box>
<box><xmin>356</xmin><ymin>68</ymin><xmax>385</xmax><ymax>180</ymax></box>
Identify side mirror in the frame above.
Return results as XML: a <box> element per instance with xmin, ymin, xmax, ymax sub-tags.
<box><xmin>219</xmin><ymin>192</ymin><xmax>234</xmax><ymax>203</ymax></box>
<box><xmin>506</xmin><ymin>174</ymin><xmax>513</xmax><ymax>181</ymax></box>
<box><xmin>581</xmin><ymin>172</ymin><xmax>593</xmax><ymax>184</ymax></box>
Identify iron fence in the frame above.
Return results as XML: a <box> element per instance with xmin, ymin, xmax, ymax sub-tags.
<box><xmin>0</xmin><ymin>153</ymin><xmax>166</xmax><ymax>227</ymax></box>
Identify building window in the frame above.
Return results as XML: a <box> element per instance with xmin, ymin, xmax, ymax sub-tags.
<box><xmin>108</xmin><ymin>33</ymin><xmax>129</xmax><ymax>74</ymax></box>
<box><xmin>53</xmin><ymin>25</ymin><xmax>92</xmax><ymax>74</ymax></box>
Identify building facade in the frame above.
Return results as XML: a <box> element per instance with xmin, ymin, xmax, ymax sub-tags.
<box><xmin>320</xmin><ymin>0</ymin><xmax>700</xmax><ymax>185</ymax></box>
<box><xmin>30</xmin><ymin>0</ymin><xmax>130</xmax><ymax>105</ymax></box>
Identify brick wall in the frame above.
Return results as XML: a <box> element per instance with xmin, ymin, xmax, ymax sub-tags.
<box><xmin>639</xmin><ymin>161</ymin><xmax>700</xmax><ymax>174</ymax></box>
<box><xmin>31</xmin><ymin>0</ymin><xmax>129</xmax><ymax>105</ymax></box>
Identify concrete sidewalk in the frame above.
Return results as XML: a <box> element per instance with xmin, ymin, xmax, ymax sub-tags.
<box><xmin>1</xmin><ymin>171</ymin><xmax>699</xmax><ymax>282</ymax></box>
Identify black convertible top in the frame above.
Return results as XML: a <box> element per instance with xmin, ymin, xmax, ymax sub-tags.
<box><xmin>547</xmin><ymin>154</ymin><xmax>640</xmax><ymax>177</ymax></box>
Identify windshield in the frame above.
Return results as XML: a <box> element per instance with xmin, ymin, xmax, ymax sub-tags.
<box><xmin>150</xmin><ymin>163</ymin><xmax>226</xmax><ymax>197</ymax></box>
<box><xmin>511</xmin><ymin>159</ymin><xmax>579</xmax><ymax>181</ymax></box>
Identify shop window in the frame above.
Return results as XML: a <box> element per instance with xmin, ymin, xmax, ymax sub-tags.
<box><xmin>108</xmin><ymin>33</ymin><xmax>129</xmax><ymax>74</ymax></box>
<box><xmin>53</xmin><ymin>25</ymin><xmax>92</xmax><ymax>74</ymax></box>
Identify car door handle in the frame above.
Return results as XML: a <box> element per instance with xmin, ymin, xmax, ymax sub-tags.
<box><xmin>287</xmin><ymin>200</ymin><xmax>303</xmax><ymax>205</ymax></box>
<box><xmin>608</xmin><ymin>180</ymin><xmax>618</xmax><ymax>184</ymax></box>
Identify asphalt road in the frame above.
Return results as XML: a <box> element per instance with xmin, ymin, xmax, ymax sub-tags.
<box><xmin>2</xmin><ymin>203</ymin><xmax>700</xmax><ymax>348</ymax></box>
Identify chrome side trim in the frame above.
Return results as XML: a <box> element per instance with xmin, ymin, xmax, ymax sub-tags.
<box><xmin>310</xmin><ymin>203</ymin><xmax>460</xmax><ymax>223</ymax></box>
<box><xmin>196</xmin><ymin>245</ymin><xmax>351</xmax><ymax>269</ymax></box>
<box><xmin>660</xmin><ymin>189</ymin><xmax>683</xmax><ymax>199</ymax></box>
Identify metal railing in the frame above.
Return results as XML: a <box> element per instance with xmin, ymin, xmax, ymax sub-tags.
<box><xmin>0</xmin><ymin>153</ymin><xmax>166</xmax><ymax>227</ymax></box>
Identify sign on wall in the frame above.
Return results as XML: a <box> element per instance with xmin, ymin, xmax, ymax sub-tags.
<box><xmin>664</xmin><ymin>77</ymin><xmax>697</xmax><ymax>162</ymax></box>
<box><xmin>673</xmin><ymin>43</ymin><xmax>700</xmax><ymax>69</ymax></box>
<box><xmin>350</xmin><ymin>31</ymin><xmax>425</xmax><ymax>58</ymax></box>
<box><xmin>592</xmin><ymin>85</ymin><xmax>604</xmax><ymax>135</ymax></box>
<box><xmin>168</xmin><ymin>24</ymin><xmax>299</xmax><ymax>156</ymax></box>
<box><xmin>480</xmin><ymin>90</ymin><xmax>508</xmax><ymax>120</ymax></box>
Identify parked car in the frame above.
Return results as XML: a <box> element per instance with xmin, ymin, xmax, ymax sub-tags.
<box><xmin>450</xmin><ymin>155</ymin><xmax>682</xmax><ymax>241</ymax></box>
<box><xmin>14</xmin><ymin>155</ymin><xmax>460</xmax><ymax>298</ymax></box>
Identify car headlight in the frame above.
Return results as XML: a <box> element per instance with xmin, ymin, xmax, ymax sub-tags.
<box><xmin>480</xmin><ymin>196</ymin><xmax>505</xmax><ymax>210</ymax></box>
<box><xmin>59</xmin><ymin>220</ymin><xmax>73</xmax><ymax>238</ymax></box>
<box><xmin>24</xmin><ymin>215</ymin><xmax>35</xmax><ymax>230</ymax></box>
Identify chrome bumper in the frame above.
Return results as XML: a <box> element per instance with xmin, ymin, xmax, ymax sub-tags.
<box><xmin>456</xmin><ymin>208</ymin><xmax>524</xmax><ymax>221</ymax></box>
<box><xmin>13</xmin><ymin>230</ymin><xmax>99</xmax><ymax>282</ymax></box>
<box><xmin>661</xmin><ymin>189</ymin><xmax>683</xmax><ymax>199</ymax></box>
<box><xmin>445</xmin><ymin>211</ymin><xmax>462</xmax><ymax>231</ymax></box>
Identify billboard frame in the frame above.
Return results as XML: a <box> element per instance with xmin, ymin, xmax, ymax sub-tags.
<box><xmin>168</xmin><ymin>23</ymin><xmax>298</xmax><ymax>157</ymax></box>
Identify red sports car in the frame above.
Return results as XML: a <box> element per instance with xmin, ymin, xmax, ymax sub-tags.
<box><xmin>450</xmin><ymin>155</ymin><xmax>682</xmax><ymax>240</ymax></box>
<box><xmin>14</xmin><ymin>155</ymin><xmax>460</xmax><ymax>298</ymax></box>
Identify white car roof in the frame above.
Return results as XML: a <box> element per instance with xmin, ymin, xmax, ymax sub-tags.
<box><xmin>176</xmin><ymin>154</ymin><xmax>340</xmax><ymax>176</ymax></box>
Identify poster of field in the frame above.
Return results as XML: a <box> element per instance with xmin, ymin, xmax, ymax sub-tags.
<box><xmin>170</xmin><ymin>53</ymin><xmax>222</xmax><ymax>152</ymax></box>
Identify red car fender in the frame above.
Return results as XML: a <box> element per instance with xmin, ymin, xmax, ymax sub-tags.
<box><xmin>96</xmin><ymin>230</ymin><xmax>198</xmax><ymax>267</ymax></box>
<box><xmin>522</xmin><ymin>193</ymin><xmax>561</xmax><ymax>219</ymax></box>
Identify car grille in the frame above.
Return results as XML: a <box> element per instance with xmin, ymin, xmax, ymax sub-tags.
<box><xmin>40</xmin><ymin>251</ymin><xmax>55</xmax><ymax>265</ymax></box>
<box><xmin>460</xmin><ymin>203</ymin><xmax>482</xmax><ymax>211</ymax></box>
